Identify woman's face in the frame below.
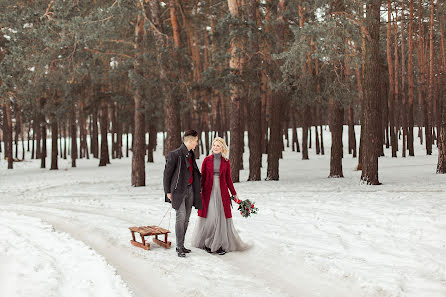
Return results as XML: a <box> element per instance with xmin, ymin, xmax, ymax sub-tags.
<box><xmin>212</xmin><ymin>141</ymin><xmax>222</xmax><ymax>154</ymax></box>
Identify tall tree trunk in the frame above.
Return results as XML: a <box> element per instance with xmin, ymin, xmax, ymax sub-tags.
<box><xmin>2</xmin><ymin>98</ymin><xmax>13</xmax><ymax>169</ymax></box>
<box><xmin>147</xmin><ymin>123</ymin><xmax>156</xmax><ymax>163</ymax></box>
<box><xmin>417</xmin><ymin>0</ymin><xmax>429</xmax><ymax>154</ymax></box>
<box><xmin>319</xmin><ymin>124</ymin><xmax>324</xmax><ymax>155</ymax></box>
<box><xmin>79</xmin><ymin>103</ymin><xmax>85</xmax><ymax>159</ymax></box>
<box><xmin>63</xmin><ymin>120</ymin><xmax>67</xmax><ymax>159</ymax></box>
<box><xmin>99</xmin><ymin>101</ymin><xmax>109</xmax><ymax>167</ymax></box>
<box><xmin>393</xmin><ymin>13</ymin><xmax>400</xmax><ymax>155</ymax></box>
<box><xmin>437</xmin><ymin>96</ymin><xmax>446</xmax><ymax>173</ymax></box>
<box><xmin>83</xmin><ymin>118</ymin><xmax>89</xmax><ymax>159</ymax></box>
<box><xmin>247</xmin><ymin>0</ymin><xmax>262</xmax><ymax>181</ymax></box>
<box><xmin>126</xmin><ymin>129</ymin><xmax>129</xmax><ymax>158</ymax></box>
<box><xmin>308</xmin><ymin>126</ymin><xmax>312</xmax><ymax>149</ymax></box>
<box><xmin>203</xmin><ymin>27</ymin><xmax>211</xmax><ymax>157</ymax></box>
<box><xmin>35</xmin><ymin>112</ymin><xmax>41</xmax><ymax>159</ymax></box>
<box><xmin>20</xmin><ymin>110</ymin><xmax>25</xmax><ymax>160</ymax></box>
<box><xmin>378</xmin><ymin>71</ymin><xmax>386</xmax><ymax>157</ymax></box>
<box><xmin>91</xmin><ymin>107</ymin><xmax>99</xmax><ymax>158</ymax></box>
<box><xmin>387</xmin><ymin>1</ymin><xmax>397</xmax><ymax>158</ymax></box>
<box><xmin>315</xmin><ymin>54</ymin><xmax>324</xmax><ymax>156</ymax></box>
<box><xmin>230</xmin><ymin>97</ymin><xmax>241</xmax><ymax>182</ymax></box>
<box><xmin>31</xmin><ymin>121</ymin><xmax>35</xmax><ymax>159</ymax></box>
<box><xmin>329</xmin><ymin>99</ymin><xmax>344</xmax><ymax>177</ymax></box>
<box><xmin>227</xmin><ymin>0</ymin><xmax>244</xmax><ymax>182</ymax></box>
<box><xmin>291</xmin><ymin>106</ymin><xmax>298</xmax><ymax>152</ymax></box>
<box><xmin>348</xmin><ymin>105</ymin><xmax>357</xmax><ymax>157</ymax></box>
<box><xmin>437</xmin><ymin>27</ymin><xmax>446</xmax><ymax>172</ymax></box>
<box><xmin>356</xmin><ymin>0</ymin><xmax>366</xmax><ymax>170</ymax></box>
<box><xmin>266</xmin><ymin>95</ymin><xmax>282</xmax><ymax>181</ymax></box>
<box><xmin>111</xmin><ymin>103</ymin><xmax>117</xmax><ymax>159</ymax></box>
<box><xmin>79</xmin><ymin>101</ymin><xmax>89</xmax><ymax>159</ymax></box>
<box><xmin>117</xmin><ymin>110</ymin><xmax>123</xmax><ymax>159</ymax></box>
<box><xmin>266</xmin><ymin>0</ymin><xmax>287</xmax><ymax>181</ymax></box>
<box><xmin>299</xmin><ymin>2</ymin><xmax>311</xmax><ymax>160</ymax></box>
<box><xmin>261</xmin><ymin>62</ymin><xmax>269</xmax><ymax>155</ymax></box>
<box><xmin>159</xmin><ymin>0</ymin><xmax>181</xmax><ymax>153</ymax></box>
<box><xmin>328</xmin><ymin>0</ymin><xmax>347</xmax><ymax>176</ymax></box>
<box><xmin>261</xmin><ymin>78</ymin><xmax>269</xmax><ymax>155</ymax></box>
<box><xmin>58</xmin><ymin>123</ymin><xmax>63</xmax><ymax>159</ymax></box>
<box><xmin>14</xmin><ymin>106</ymin><xmax>18</xmax><ymax>160</ymax></box>
<box><xmin>27</xmin><ymin>123</ymin><xmax>31</xmax><ymax>153</ymax></box>
<box><xmin>50</xmin><ymin>118</ymin><xmax>58</xmax><ymax>170</ymax></box>
<box><xmin>41</xmin><ymin>120</ymin><xmax>46</xmax><ymax>169</ymax></box>
<box><xmin>314</xmin><ymin>107</ymin><xmax>320</xmax><ymax>155</ymax></box>
<box><xmin>427</xmin><ymin>0</ymin><xmax>435</xmax><ymax>155</ymax></box>
<box><xmin>0</xmin><ymin>124</ymin><xmax>2</xmax><ymax>157</ymax></box>
<box><xmin>314</xmin><ymin>56</ymin><xmax>324</xmax><ymax>155</ymax></box>
<box><xmin>70</xmin><ymin>106</ymin><xmax>77</xmax><ymax>168</ymax></box>
<box><xmin>407</xmin><ymin>0</ymin><xmax>415</xmax><ymax>156</ymax></box>
<box><xmin>238</xmin><ymin>101</ymin><xmax>244</xmax><ymax>169</ymax></box>
<box><xmin>400</xmin><ymin>0</ymin><xmax>408</xmax><ymax>158</ymax></box>
<box><xmin>132</xmin><ymin>8</ymin><xmax>146</xmax><ymax>186</ymax></box>
<box><xmin>361</xmin><ymin>0</ymin><xmax>381</xmax><ymax>185</ymax></box>
<box><xmin>302</xmin><ymin>105</ymin><xmax>310</xmax><ymax>160</ymax></box>
<box><xmin>217</xmin><ymin>97</ymin><xmax>224</xmax><ymax>139</ymax></box>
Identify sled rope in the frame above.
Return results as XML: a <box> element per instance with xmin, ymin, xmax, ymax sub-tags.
<box><xmin>155</xmin><ymin>205</ymin><xmax>172</xmax><ymax>231</ymax></box>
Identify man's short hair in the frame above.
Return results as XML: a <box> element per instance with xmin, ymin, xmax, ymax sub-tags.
<box><xmin>183</xmin><ymin>129</ymin><xmax>198</xmax><ymax>140</ymax></box>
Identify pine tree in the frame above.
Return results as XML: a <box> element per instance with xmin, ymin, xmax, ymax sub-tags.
<box><xmin>361</xmin><ymin>0</ymin><xmax>381</xmax><ymax>185</ymax></box>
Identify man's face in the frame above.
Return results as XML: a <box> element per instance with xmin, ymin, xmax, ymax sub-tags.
<box><xmin>185</xmin><ymin>136</ymin><xmax>199</xmax><ymax>151</ymax></box>
<box><xmin>191</xmin><ymin>136</ymin><xmax>199</xmax><ymax>150</ymax></box>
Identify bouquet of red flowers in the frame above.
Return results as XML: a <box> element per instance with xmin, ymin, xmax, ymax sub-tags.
<box><xmin>231</xmin><ymin>196</ymin><xmax>258</xmax><ymax>218</ymax></box>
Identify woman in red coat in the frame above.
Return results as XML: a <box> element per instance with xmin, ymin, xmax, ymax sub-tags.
<box><xmin>192</xmin><ymin>137</ymin><xmax>246</xmax><ymax>255</ymax></box>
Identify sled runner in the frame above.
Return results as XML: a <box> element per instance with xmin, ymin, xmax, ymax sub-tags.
<box><xmin>129</xmin><ymin>226</ymin><xmax>171</xmax><ymax>250</ymax></box>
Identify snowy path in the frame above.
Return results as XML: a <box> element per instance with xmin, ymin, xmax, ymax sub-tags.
<box><xmin>1</xmin><ymin>127</ymin><xmax>446</xmax><ymax>297</ymax></box>
<box><xmin>0</xmin><ymin>211</ymin><xmax>132</xmax><ymax>297</ymax></box>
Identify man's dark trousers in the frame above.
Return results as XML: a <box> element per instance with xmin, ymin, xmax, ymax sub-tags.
<box><xmin>176</xmin><ymin>184</ymin><xmax>194</xmax><ymax>249</ymax></box>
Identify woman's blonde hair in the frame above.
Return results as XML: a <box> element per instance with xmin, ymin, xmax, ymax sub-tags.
<box><xmin>211</xmin><ymin>137</ymin><xmax>229</xmax><ymax>159</ymax></box>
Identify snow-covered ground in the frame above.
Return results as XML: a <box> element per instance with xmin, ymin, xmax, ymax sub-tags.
<box><xmin>1</xmin><ymin>126</ymin><xmax>445</xmax><ymax>297</ymax></box>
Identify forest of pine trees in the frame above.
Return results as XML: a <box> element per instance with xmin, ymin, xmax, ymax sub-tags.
<box><xmin>0</xmin><ymin>0</ymin><xmax>445</xmax><ymax>185</ymax></box>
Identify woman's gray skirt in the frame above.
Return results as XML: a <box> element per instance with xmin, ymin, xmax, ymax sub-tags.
<box><xmin>192</xmin><ymin>175</ymin><xmax>246</xmax><ymax>252</ymax></box>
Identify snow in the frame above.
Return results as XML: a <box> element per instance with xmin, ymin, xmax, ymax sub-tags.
<box><xmin>0</xmin><ymin>126</ymin><xmax>445</xmax><ymax>297</ymax></box>
<box><xmin>0</xmin><ymin>212</ymin><xmax>132</xmax><ymax>297</ymax></box>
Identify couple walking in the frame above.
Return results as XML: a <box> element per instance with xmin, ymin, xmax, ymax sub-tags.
<box><xmin>163</xmin><ymin>130</ymin><xmax>246</xmax><ymax>257</ymax></box>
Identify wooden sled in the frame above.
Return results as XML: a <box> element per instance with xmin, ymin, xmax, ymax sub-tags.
<box><xmin>129</xmin><ymin>226</ymin><xmax>171</xmax><ymax>250</ymax></box>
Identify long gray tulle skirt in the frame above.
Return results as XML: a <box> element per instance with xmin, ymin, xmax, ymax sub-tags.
<box><xmin>192</xmin><ymin>175</ymin><xmax>247</xmax><ymax>252</ymax></box>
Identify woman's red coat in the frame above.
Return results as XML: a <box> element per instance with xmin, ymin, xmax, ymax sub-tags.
<box><xmin>198</xmin><ymin>155</ymin><xmax>237</xmax><ymax>219</ymax></box>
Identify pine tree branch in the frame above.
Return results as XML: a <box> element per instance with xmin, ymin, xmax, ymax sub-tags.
<box><xmin>82</xmin><ymin>16</ymin><xmax>114</xmax><ymax>24</ymax></box>
<box><xmin>330</xmin><ymin>11</ymin><xmax>371</xmax><ymax>41</ymax></box>
<box><xmin>41</xmin><ymin>0</ymin><xmax>56</xmax><ymax>21</ymax></box>
<box><xmin>83</xmin><ymin>48</ymin><xmax>133</xmax><ymax>59</ymax></box>
<box><xmin>103</xmin><ymin>40</ymin><xmax>134</xmax><ymax>46</ymax></box>
<box><xmin>139</xmin><ymin>0</ymin><xmax>169</xmax><ymax>41</ymax></box>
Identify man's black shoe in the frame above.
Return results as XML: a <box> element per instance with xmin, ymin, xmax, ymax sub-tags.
<box><xmin>216</xmin><ymin>247</ymin><xmax>226</xmax><ymax>255</ymax></box>
<box><xmin>204</xmin><ymin>246</ymin><xmax>212</xmax><ymax>253</ymax></box>
<box><xmin>183</xmin><ymin>247</ymin><xmax>191</xmax><ymax>253</ymax></box>
<box><xmin>176</xmin><ymin>247</ymin><xmax>186</xmax><ymax>257</ymax></box>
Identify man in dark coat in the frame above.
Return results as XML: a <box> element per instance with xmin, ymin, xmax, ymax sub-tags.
<box><xmin>163</xmin><ymin>130</ymin><xmax>202</xmax><ymax>257</ymax></box>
